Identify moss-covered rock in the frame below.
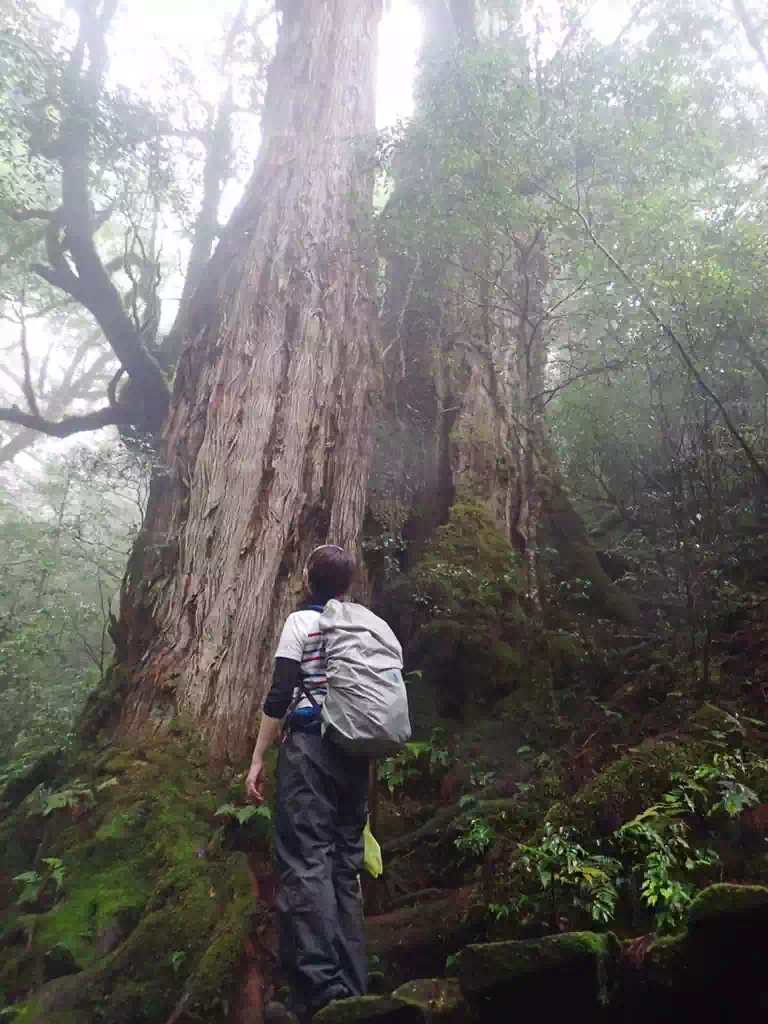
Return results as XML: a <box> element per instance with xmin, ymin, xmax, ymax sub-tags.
<box><xmin>640</xmin><ymin>932</ymin><xmax>689</xmax><ymax>993</ymax></box>
<box><xmin>314</xmin><ymin>995</ymin><xmax>421</xmax><ymax>1024</ymax></box>
<box><xmin>687</xmin><ymin>882</ymin><xmax>768</xmax><ymax>926</ymax></box>
<box><xmin>391</xmin><ymin>979</ymin><xmax>466</xmax><ymax>1020</ymax></box>
<box><xmin>456</xmin><ymin>931</ymin><xmax>620</xmax><ymax>1017</ymax></box>
<box><xmin>619</xmin><ymin>885</ymin><xmax>768</xmax><ymax>1021</ymax></box>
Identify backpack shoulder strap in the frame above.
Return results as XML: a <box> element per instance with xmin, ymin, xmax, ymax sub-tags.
<box><xmin>286</xmin><ymin>604</ymin><xmax>326</xmax><ymax>717</ymax></box>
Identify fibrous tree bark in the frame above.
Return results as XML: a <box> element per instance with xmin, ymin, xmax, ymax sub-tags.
<box><xmin>104</xmin><ymin>0</ymin><xmax>382</xmax><ymax>763</ymax></box>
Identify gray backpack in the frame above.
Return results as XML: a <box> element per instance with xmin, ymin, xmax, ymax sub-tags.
<box><xmin>316</xmin><ymin>599</ymin><xmax>411</xmax><ymax>757</ymax></box>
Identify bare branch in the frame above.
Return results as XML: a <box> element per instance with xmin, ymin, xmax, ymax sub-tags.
<box><xmin>0</xmin><ymin>344</ymin><xmax>116</xmax><ymax>464</ymax></box>
<box><xmin>17</xmin><ymin>312</ymin><xmax>41</xmax><ymax>418</ymax></box>
<box><xmin>533</xmin><ymin>359</ymin><xmax>629</xmax><ymax>406</ymax></box>
<box><xmin>23</xmin><ymin>0</ymin><xmax>171</xmax><ymax>431</ymax></box>
<box><xmin>544</xmin><ymin>186</ymin><xmax>768</xmax><ymax>491</ymax></box>
<box><xmin>733</xmin><ymin>0</ymin><xmax>768</xmax><ymax>77</ymax></box>
<box><xmin>108</xmin><ymin>366</ymin><xmax>126</xmax><ymax>407</ymax></box>
<box><xmin>31</xmin><ymin>260</ymin><xmax>86</xmax><ymax>301</ymax></box>
<box><xmin>2</xmin><ymin>207</ymin><xmax>57</xmax><ymax>222</ymax></box>
<box><xmin>0</xmin><ymin>405</ymin><xmax>123</xmax><ymax>438</ymax></box>
<box><xmin>0</xmin><ymin>365</ymin><xmax>24</xmax><ymax>390</ymax></box>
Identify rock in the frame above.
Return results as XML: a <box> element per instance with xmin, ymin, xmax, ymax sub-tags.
<box><xmin>313</xmin><ymin>980</ymin><xmax>467</xmax><ymax>1024</ymax></box>
<box><xmin>392</xmin><ymin>979</ymin><xmax>467</xmax><ymax>1020</ymax></box>
<box><xmin>623</xmin><ymin>885</ymin><xmax>768</xmax><ymax>1023</ymax></box>
<box><xmin>686</xmin><ymin>882</ymin><xmax>768</xmax><ymax>927</ymax></box>
<box><xmin>456</xmin><ymin>931</ymin><xmax>620</xmax><ymax>1018</ymax></box>
<box><xmin>621</xmin><ymin>934</ymin><xmax>690</xmax><ymax>1023</ymax></box>
<box><xmin>686</xmin><ymin>884</ymin><xmax>768</xmax><ymax>1017</ymax></box>
<box><xmin>313</xmin><ymin>995</ymin><xmax>421</xmax><ymax>1023</ymax></box>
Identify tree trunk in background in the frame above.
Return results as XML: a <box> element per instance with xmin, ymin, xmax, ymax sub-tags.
<box><xmin>104</xmin><ymin>0</ymin><xmax>381</xmax><ymax>763</ymax></box>
<box><xmin>372</xmin><ymin>1</ymin><xmax>640</xmax><ymax>625</ymax></box>
<box><xmin>367</xmin><ymin>1</ymin><xmax>475</xmax><ymax>566</ymax></box>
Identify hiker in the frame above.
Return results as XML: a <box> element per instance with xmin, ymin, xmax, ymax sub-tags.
<box><xmin>246</xmin><ymin>545</ymin><xmax>370</xmax><ymax>1022</ymax></box>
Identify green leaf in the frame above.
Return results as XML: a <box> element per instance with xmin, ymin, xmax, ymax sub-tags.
<box><xmin>236</xmin><ymin>805</ymin><xmax>272</xmax><ymax>825</ymax></box>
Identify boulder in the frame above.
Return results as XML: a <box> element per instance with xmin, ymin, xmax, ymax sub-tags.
<box><xmin>456</xmin><ymin>931</ymin><xmax>620</xmax><ymax>1018</ymax></box>
<box><xmin>314</xmin><ymin>995</ymin><xmax>421</xmax><ymax>1024</ymax></box>
<box><xmin>314</xmin><ymin>981</ymin><xmax>467</xmax><ymax>1023</ymax></box>
<box><xmin>686</xmin><ymin>884</ymin><xmax>768</xmax><ymax>1017</ymax></box>
<box><xmin>392</xmin><ymin>979</ymin><xmax>466</xmax><ymax>1021</ymax></box>
<box><xmin>624</xmin><ymin>884</ymin><xmax>768</xmax><ymax>1022</ymax></box>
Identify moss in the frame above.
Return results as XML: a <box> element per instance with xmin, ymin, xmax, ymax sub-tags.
<box><xmin>36</xmin><ymin>856</ymin><xmax>153</xmax><ymax>967</ymax></box>
<box><xmin>18</xmin><ymin>1013</ymin><xmax>91</xmax><ymax>1024</ymax></box>
<box><xmin>186</xmin><ymin>891</ymin><xmax>259</xmax><ymax>1011</ymax></box>
<box><xmin>0</xmin><ymin>951</ymin><xmax>40</xmax><ymax>1006</ymax></box>
<box><xmin>314</xmin><ymin>996</ymin><xmax>420</xmax><ymax>1024</ymax></box>
<box><xmin>3</xmin><ymin>727</ymin><xmax>269</xmax><ymax>1024</ymax></box>
<box><xmin>391</xmin><ymin>978</ymin><xmax>464</xmax><ymax>1017</ymax></box>
<box><xmin>457</xmin><ymin>931</ymin><xmax>620</xmax><ymax>1010</ymax></box>
<box><xmin>12</xmin><ymin>970</ymin><xmax>97</xmax><ymax>1024</ymax></box>
<box><xmin>687</xmin><ymin>883</ymin><xmax>768</xmax><ymax>926</ymax></box>
<box><xmin>384</xmin><ymin>503</ymin><xmax>527</xmax><ymax>717</ymax></box>
<box><xmin>547</xmin><ymin>739</ymin><xmax>707</xmax><ymax>837</ymax></box>
<box><xmin>641</xmin><ymin>933</ymin><xmax>689</xmax><ymax>992</ymax></box>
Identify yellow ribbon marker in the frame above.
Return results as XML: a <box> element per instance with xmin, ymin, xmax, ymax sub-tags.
<box><xmin>363</xmin><ymin>818</ymin><xmax>383</xmax><ymax>878</ymax></box>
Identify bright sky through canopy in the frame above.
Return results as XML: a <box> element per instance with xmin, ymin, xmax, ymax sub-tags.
<box><xmin>102</xmin><ymin>0</ymin><xmax>423</xmax><ymax>129</ymax></box>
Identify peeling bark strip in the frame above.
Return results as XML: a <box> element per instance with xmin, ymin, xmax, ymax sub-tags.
<box><xmin>113</xmin><ymin>0</ymin><xmax>382</xmax><ymax>762</ymax></box>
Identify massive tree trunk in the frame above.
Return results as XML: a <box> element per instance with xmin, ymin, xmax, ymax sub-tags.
<box><xmin>106</xmin><ymin>0</ymin><xmax>382</xmax><ymax>763</ymax></box>
<box><xmin>367</xmin><ymin>1</ymin><xmax>475</xmax><ymax>566</ymax></box>
<box><xmin>372</xmin><ymin>4</ymin><xmax>641</xmax><ymax>626</ymax></box>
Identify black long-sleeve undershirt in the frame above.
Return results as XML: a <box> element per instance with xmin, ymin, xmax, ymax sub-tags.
<box><xmin>263</xmin><ymin>657</ymin><xmax>302</xmax><ymax>719</ymax></box>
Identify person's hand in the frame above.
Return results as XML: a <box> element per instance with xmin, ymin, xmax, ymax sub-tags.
<box><xmin>246</xmin><ymin>758</ymin><xmax>265</xmax><ymax>804</ymax></box>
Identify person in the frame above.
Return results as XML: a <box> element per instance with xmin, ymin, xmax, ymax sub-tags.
<box><xmin>246</xmin><ymin>545</ymin><xmax>369</xmax><ymax>1023</ymax></box>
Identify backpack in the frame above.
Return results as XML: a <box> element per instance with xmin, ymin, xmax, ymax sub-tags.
<box><xmin>314</xmin><ymin>599</ymin><xmax>411</xmax><ymax>757</ymax></box>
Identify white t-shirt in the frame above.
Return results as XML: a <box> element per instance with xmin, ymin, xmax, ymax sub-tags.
<box><xmin>275</xmin><ymin>609</ymin><xmax>327</xmax><ymax>713</ymax></box>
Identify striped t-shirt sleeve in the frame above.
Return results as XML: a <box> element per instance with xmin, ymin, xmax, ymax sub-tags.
<box><xmin>274</xmin><ymin>613</ymin><xmax>305</xmax><ymax>662</ymax></box>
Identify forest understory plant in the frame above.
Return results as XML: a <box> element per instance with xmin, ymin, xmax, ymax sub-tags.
<box><xmin>493</xmin><ymin>750</ymin><xmax>768</xmax><ymax>936</ymax></box>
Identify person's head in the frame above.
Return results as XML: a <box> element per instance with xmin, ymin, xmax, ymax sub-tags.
<box><xmin>303</xmin><ymin>544</ymin><xmax>355</xmax><ymax>603</ymax></box>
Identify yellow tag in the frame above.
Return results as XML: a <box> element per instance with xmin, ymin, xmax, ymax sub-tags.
<box><xmin>363</xmin><ymin>819</ymin><xmax>383</xmax><ymax>878</ymax></box>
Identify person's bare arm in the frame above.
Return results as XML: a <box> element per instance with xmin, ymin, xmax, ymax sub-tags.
<box><xmin>245</xmin><ymin>657</ymin><xmax>302</xmax><ymax>803</ymax></box>
<box><xmin>246</xmin><ymin>714</ymin><xmax>282</xmax><ymax>804</ymax></box>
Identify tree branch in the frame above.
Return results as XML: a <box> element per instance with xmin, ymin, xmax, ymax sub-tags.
<box><xmin>108</xmin><ymin>366</ymin><xmax>126</xmax><ymax>407</ymax></box>
<box><xmin>17</xmin><ymin>313</ymin><xmax>41</xmax><ymax>418</ymax></box>
<box><xmin>2</xmin><ymin>207</ymin><xmax>57</xmax><ymax>222</ymax></box>
<box><xmin>545</xmin><ymin>187</ymin><xmax>768</xmax><ymax>492</ymax></box>
<box><xmin>733</xmin><ymin>0</ymin><xmax>768</xmax><ymax>77</ymax></box>
<box><xmin>0</xmin><ymin>344</ymin><xmax>115</xmax><ymax>464</ymax></box>
<box><xmin>23</xmin><ymin>1</ymin><xmax>171</xmax><ymax>435</ymax></box>
<box><xmin>0</xmin><ymin>405</ymin><xmax>123</xmax><ymax>438</ymax></box>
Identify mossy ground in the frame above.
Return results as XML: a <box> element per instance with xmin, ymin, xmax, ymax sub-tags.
<box><xmin>8</xmin><ymin>501</ymin><xmax>768</xmax><ymax>1019</ymax></box>
<box><xmin>0</xmin><ymin>725</ymin><xmax>270</xmax><ymax>1023</ymax></box>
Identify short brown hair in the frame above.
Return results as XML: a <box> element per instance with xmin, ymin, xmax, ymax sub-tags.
<box><xmin>306</xmin><ymin>545</ymin><xmax>355</xmax><ymax>601</ymax></box>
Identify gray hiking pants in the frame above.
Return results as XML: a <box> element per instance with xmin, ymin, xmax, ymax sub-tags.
<box><xmin>274</xmin><ymin>727</ymin><xmax>369</xmax><ymax>1013</ymax></box>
